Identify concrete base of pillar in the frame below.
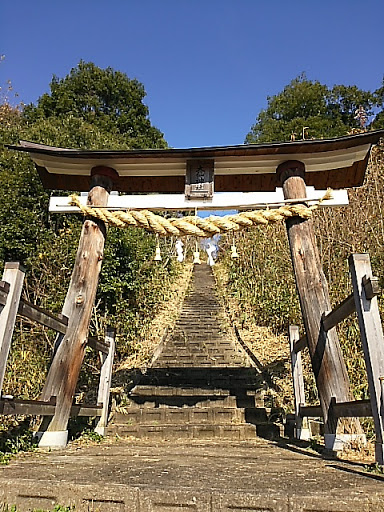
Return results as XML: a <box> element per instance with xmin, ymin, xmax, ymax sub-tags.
<box><xmin>94</xmin><ymin>426</ymin><xmax>106</xmax><ymax>436</ymax></box>
<box><xmin>324</xmin><ymin>433</ymin><xmax>367</xmax><ymax>451</ymax></box>
<box><xmin>295</xmin><ymin>427</ymin><xmax>311</xmax><ymax>441</ymax></box>
<box><xmin>36</xmin><ymin>430</ymin><xmax>68</xmax><ymax>449</ymax></box>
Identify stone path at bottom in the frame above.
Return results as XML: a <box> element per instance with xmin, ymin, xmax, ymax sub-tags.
<box><xmin>0</xmin><ymin>438</ymin><xmax>384</xmax><ymax>511</ymax></box>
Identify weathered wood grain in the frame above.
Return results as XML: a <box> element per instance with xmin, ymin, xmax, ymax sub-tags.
<box><xmin>0</xmin><ymin>397</ymin><xmax>101</xmax><ymax>417</ymax></box>
<box><xmin>0</xmin><ymin>263</ymin><xmax>25</xmax><ymax>395</ymax></box>
<box><xmin>322</xmin><ymin>294</ymin><xmax>355</xmax><ymax>332</ymax></box>
<box><xmin>39</xmin><ymin>169</ymin><xmax>117</xmax><ymax>437</ymax></box>
<box><xmin>278</xmin><ymin>160</ymin><xmax>361</xmax><ymax>438</ymax></box>
<box><xmin>17</xmin><ymin>299</ymin><xmax>68</xmax><ymax>334</ymax></box>
<box><xmin>95</xmin><ymin>327</ymin><xmax>115</xmax><ymax>435</ymax></box>
<box><xmin>0</xmin><ymin>281</ymin><xmax>10</xmax><ymax>309</ymax></box>
<box><xmin>349</xmin><ymin>254</ymin><xmax>384</xmax><ymax>464</ymax></box>
<box><xmin>87</xmin><ymin>335</ymin><xmax>110</xmax><ymax>355</ymax></box>
<box><xmin>289</xmin><ymin>325</ymin><xmax>310</xmax><ymax>440</ymax></box>
<box><xmin>293</xmin><ymin>334</ymin><xmax>307</xmax><ymax>353</ymax></box>
<box><xmin>300</xmin><ymin>400</ymin><xmax>372</xmax><ymax>419</ymax></box>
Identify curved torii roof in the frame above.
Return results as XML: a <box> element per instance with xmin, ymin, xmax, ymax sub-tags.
<box><xmin>7</xmin><ymin>130</ymin><xmax>384</xmax><ymax>192</ymax></box>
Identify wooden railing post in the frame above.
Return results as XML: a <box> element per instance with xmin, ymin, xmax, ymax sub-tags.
<box><xmin>277</xmin><ymin>161</ymin><xmax>362</xmax><ymax>450</ymax></box>
<box><xmin>289</xmin><ymin>325</ymin><xmax>311</xmax><ymax>441</ymax></box>
<box><xmin>38</xmin><ymin>167</ymin><xmax>118</xmax><ymax>448</ymax></box>
<box><xmin>95</xmin><ymin>327</ymin><xmax>115</xmax><ymax>436</ymax></box>
<box><xmin>349</xmin><ymin>253</ymin><xmax>384</xmax><ymax>465</ymax></box>
<box><xmin>0</xmin><ymin>263</ymin><xmax>25</xmax><ymax>395</ymax></box>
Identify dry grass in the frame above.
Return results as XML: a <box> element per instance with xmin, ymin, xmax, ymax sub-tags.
<box><xmin>116</xmin><ymin>263</ymin><xmax>193</xmax><ymax>371</ymax></box>
<box><xmin>214</xmin><ymin>263</ymin><xmax>294</xmax><ymax>410</ymax></box>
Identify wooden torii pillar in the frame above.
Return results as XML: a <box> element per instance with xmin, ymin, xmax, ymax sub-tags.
<box><xmin>38</xmin><ymin>166</ymin><xmax>118</xmax><ymax>447</ymax></box>
<box><xmin>277</xmin><ymin>160</ymin><xmax>362</xmax><ymax>447</ymax></box>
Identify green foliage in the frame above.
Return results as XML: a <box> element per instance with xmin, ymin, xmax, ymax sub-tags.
<box><xmin>0</xmin><ymin>62</ymin><xmax>180</xmax><ymax>411</ymax></box>
<box><xmin>75</xmin><ymin>428</ymin><xmax>103</xmax><ymax>443</ymax></box>
<box><xmin>372</xmin><ymin>76</ymin><xmax>384</xmax><ymax>130</ymax></box>
<box><xmin>364</xmin><ymin>462</ymin><xmax>384</xmax><ymax>475</ymax></box>
<box><xmin>24</xmin><ymin>60</ymin><xmax>167</xmax><ymax>149</ymax></box>
<box><xmin>220</xmin><ymin>225</ymin><xmax>301</xmax><ymax>333</ymax></box>
<box><xmin>24</xmin><ymin>115</ymin><xmax>131</xmax><ymax>150</ymax></box>
<box><xmin>97</xmin><ymin>230</ymin><xmax>180</xmax><ymax>360</ymax></box>
<box><xmin>0</xmin><ymin>421</ymin><xmax>37</xmax><ymax>465</ymax></box>
<box><xmin>0</xmin><ymin>153</ymin><xmax>49</xmax><ymax>263</ymax></box>
<box><xmin>245</xmin><ymin>74</ymin><xmax>379</xmax><ymax>143</ymax></box>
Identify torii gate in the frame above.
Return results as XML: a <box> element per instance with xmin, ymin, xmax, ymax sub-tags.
<box><xmin>7</xmin><ymin>130</ymin><xmax>384</xmax><ymax>451</ymax></box>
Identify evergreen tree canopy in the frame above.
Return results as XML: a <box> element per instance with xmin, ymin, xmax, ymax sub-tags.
<box><xmin>0</xmin><ymin>62</ymin><xmax>179</xmax><ymax>383</ymax></box>
<box><xmin>24</xmin><ymin>61</ymin><xmax>167</xmax><ymax>149</ymax></box>
<box><xmin>373</xmin><ymin>77</ymin><xmax>384</xmax><ymax>130</ymax></box>
<box><xmin>245</xmin><ymin>74</ymin><xmax>383</xmax><ymax>144</ymax></box>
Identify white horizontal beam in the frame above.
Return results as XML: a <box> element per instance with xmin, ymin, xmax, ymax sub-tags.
<box><xmin>49</xmin><ymin>188</ymin><xmax>349</xmax><ymax>213</ymax></box>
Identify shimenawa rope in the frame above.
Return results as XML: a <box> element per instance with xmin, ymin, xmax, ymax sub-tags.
<box><xmin>69</xmin><ymin>189</ymin><xmax>333</xmax><ymax>238</ymax></box>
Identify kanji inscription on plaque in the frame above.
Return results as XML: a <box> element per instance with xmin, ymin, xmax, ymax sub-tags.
<box><xmin>185</xmin><ymin>159</ymin><xmax>214</xmax><ymax>199</ymax></box>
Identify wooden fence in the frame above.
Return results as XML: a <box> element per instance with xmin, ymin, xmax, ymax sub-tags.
<box><xmin>289</xmin><ymin>253</ymin><xmax>384</xmax><ymax>465</ymax></box>
<box><xmin>0</xmin><ymin>262</ymin><xmax>115</xmax><ymax>438</ymax></box>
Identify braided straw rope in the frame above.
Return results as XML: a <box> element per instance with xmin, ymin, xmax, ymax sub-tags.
<box><xmin>69</xmin><ymin>189</ymin><xmax>333</xmax><ymax>238</ymax></box>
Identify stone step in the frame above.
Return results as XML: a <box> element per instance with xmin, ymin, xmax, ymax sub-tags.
<box><xmin>158</xmin><ymin>353</ymin><xmax>243</xmax><ymax>361</ymax></box>
<box><xmin>152</xmin><ymin>361</ymin><xmax>246</xmax><ymax>369</ymax></box>
<box><xmin>170</xmin><ymin>338</ymin><xmax>232</xmax><ymax>344</ymax></box>
<box><xmin>176</xmin><ymin>318</ymin><xmax>222</xmax><ymax>324</ymax></box>
<box><xmin>168</xmin><ymin>346</ymin><xmax>236</xmax><ymax>352</ymax></box>
<box><xmin>171</xmin><ymin>336</ymin><xmax>226</xmax><ymax>341</ymax></box>
<box><xmin>112</xmin><ymin>406</ymin><xmax>274</xmax><ymax>424</ymax></box>
<box><xmin>171</xmin><ymin>332</ymin><xmax>228</xmax><ymax>339</ymax></box>
<box><xmin>154</xmin><ymin>358</ymin><xmax>247</xmax><ymax>367</ymax></box>
<box><xmin>107</xmin><ymin>422</ymin><xmax>258</xmax><ymax>440</ymax></box>
<box><xmin>168</xmin><ymin>342</ymin><xmax>234</xmax><ymax>349</ymax></box>
<box><xmin>159</xmin><ymin>344</ymin><xmax>244</xmax><ymax>352</ymax></box>
<box><xmin>179</xmin><ymin>302</ymin><xmax>218</xmax><ymax>307</ymax></box>
<box><xmin>169</xmin><ymin>337</ymin><xmax>229</xmax><ymax>344</ymax></box>
<box><xmin>153</xmin><ymin>361</ymin><xmax>247</xmax><ymax>369</ymax></box>
<box><xmin>135</xmin><ymin>370</ymin><xmax>263</xmax><ymax>388</ymax></box>
<box><xmin>164</xmin><ymin>344</ymin><xmax>236</xmax><ymax>352</ymax></box>
<box><xmin>178</xmin><ymin>308</ymin><xmax>221</xmax><ymax>312</ymax></box>
<box><xmin>130</xmin><ymin>385</ymin><xmax>264</xmax><ymax>398</ymax></box>
<box><xmin>118</xmin><ymin>388</ymin><xmax>265</xmax><ymax>411</ymax></box>
<box><xmin>176</xmin><ymin>317</ymin><xmax>221</xmax><ymax>323</ymax></box>
<box><xmin>126</xmin><ymin>394</ymin><xmax>239</xmax><ymax>408</ymax></box>
<box><xmin>108</xmin><ymin>263</ymin><xmax>280</xmax><ymax>443</ymax></box>
<box><xmin>131</xmin><ymin>385</ymin><xmax>232</xmax><ymax>397</ymax></box>
<box><xmin>157</xmin><ymin>351</ymin><xmax>227</xmax><ymax>359</ymax></box>
<box><xmin>154</xmin><ymin>355</ymin><xmax>245</xmax><ymax>365</ymax></box>
<box><xmin>128</xmin><ymin>386</ymin><xmax>265</xmax><ymax>408</ymax></box>
<box><xmin>112</xmin><ymin>406</ymin><xmax>245</xmax><ymax>425</ymax></box>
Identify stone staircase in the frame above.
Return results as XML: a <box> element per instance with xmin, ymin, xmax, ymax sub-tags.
<box><xmin>107</xmin><ymin>264</ymin><xmax>281</xmax><ymax>440</ymax></box>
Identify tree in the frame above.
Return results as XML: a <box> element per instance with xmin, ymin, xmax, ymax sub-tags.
<box><xmin>0</xmin><ymin>63</ymin><xmax>180</xmax><ymax>404</ymax></box>
<box><xmin>24</xmin><ymin>61</ymin><xmax>167</xmax><ymax>149</ymax></box>
<box><xmin>372</xmin><ymin>77</ymin><xmax>384</xmax><ymax>130</ymax></box>
<box><xmin>245</xmin><ymin>74</ymin><xmax>377</xmax><ymax>144</ymax></box>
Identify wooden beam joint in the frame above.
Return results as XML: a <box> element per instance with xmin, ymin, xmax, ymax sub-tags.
<box><xmin>276</xmin><ymin>160</ymin><xmax>306</xmax><ymax>185</ymax></box>
<box><xmin>293</xmin><ymin>334</ymin><xmax>307</xmax><ymax>353</ymax></box>
<box><xmin>363</xmin><ymin>275</ymin><xmax>380</xmax><ymax>300</ymax></box>
<box><xmin>90</xmin><ymin>166</ymin><xmax>119</xmax><ymax>193</ymax></box>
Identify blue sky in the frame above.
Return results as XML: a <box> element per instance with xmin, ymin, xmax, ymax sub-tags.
<box><xmin>1</xmin><ymin>0</ymin><xmax>383</xmax><ymax>149</ymax></box>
